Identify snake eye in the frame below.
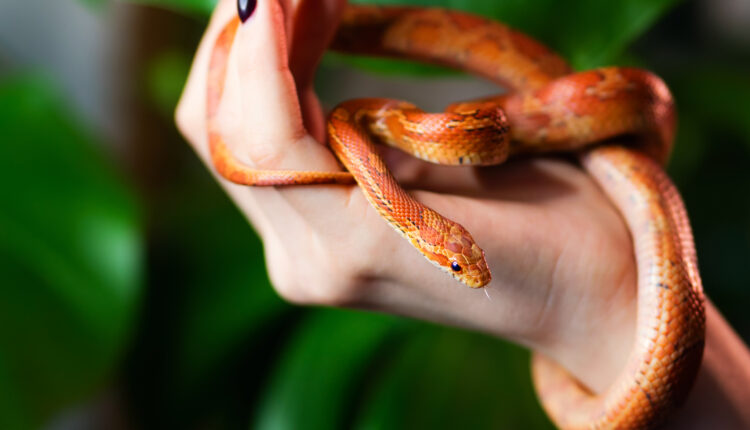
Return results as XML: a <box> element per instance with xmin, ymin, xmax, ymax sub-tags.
<box><xmin>451</xmin><ymin>261</ymin><xmax>462</xmax><ymax>272</ymax></box>
<box><xmin>238</xmin><ymin>0</ymin><xmax>257</xmax><ymax>22</ymax></box>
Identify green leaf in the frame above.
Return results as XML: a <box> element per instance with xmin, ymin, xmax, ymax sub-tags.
<box><xmin>0</xmin><ymin>75</ymin><xmax>142</xmax><ymax>429</ymax></box>
<box><xmin>253</xmin><ymin>310</ymin><xmax>554</xmax><ymax>430</ymax></box>
<box><xmin>670</xmin><ymin>69</ymin><xmax>750</xmax><ymax>148</ymax></box>
<box><xmin>661</xmin><ymin>67</ymin><xmax>750</xmax><ymax>184</ymax></box>
<box><xmin>145</xmin><ymin>50</ymin><xmax>193</xmax><ymax>116</ymax></box>
<box><xmin>667</xmin><ymin>109</ymin><xmax>706</xmax><ymax>185</ymax></box>
<box><xmin>254</xmin><ymin>309</ymin><xmax>409</xmax><ymax>430</ymax></box>
<box><xmin>124</xmin><ymin>0</ymin><xmax>218</xmax><ymax>16</ymax></box>
<box><xmin>662</xmin><ymin>67</ymin><xmax>750</xmax><ymax>328</ymax></box>
<box><xmin>76</xmin><ymin>0</ymin><xmax>108</xmax><ymax>9</ymax></box>
<box><xmin>353</xmin><ymin>327</ymin><xmax>554</xmax><ymax>430</ymax></box>
<box><xmin>167</xmin><ymin>178</ymin><xmax>290</xmax><ymax>396</ymax></box>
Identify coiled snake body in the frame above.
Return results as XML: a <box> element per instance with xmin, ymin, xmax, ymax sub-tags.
<box><xmin>206</xmin><ymin>4</ymin><xmax>706</xmax><ymax>429</ymax></box>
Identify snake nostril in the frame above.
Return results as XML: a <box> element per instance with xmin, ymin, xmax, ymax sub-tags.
<box><xmin>451</xmin><ymin>261</ymin><xmax>462</xmax><ymax>272</ymax></box>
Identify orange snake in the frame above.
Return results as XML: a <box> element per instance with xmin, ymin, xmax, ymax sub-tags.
<box><xmin>206</xmin><ymin>3</ymin><xmax>706</xmax><ymax>429</ymax></box>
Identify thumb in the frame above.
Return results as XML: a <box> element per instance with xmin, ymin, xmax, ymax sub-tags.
<box><xmin>212</xmin><ymin>0</ymin><xmax>343</xmax><ymax>172</ymax></box>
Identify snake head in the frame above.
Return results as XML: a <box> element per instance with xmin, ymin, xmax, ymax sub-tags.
<box><xmin>422</xmin><ymin>220</ymin><xmax>491</xmax><ymax>288</ymax></box>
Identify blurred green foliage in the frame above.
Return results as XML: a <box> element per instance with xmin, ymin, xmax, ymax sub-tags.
<box><xmin>666</xmin><ymin>69</ymin><xmax>750</xmax><ymax>324</ymax></box>
<box><xmin>0</xmin><ymin>75</ymin><xmax>142</xmax><ymax>428</ymax></box>
<box><xmin>125</xmin><ymin>162</ymin><xmax>292</xmax><ymax>428</ymax></box>
<box><xmin>123</xmin><ymin>0</ymin><xmax>218</xmax><ymax>16</ymax></box>
<box><xmin>1</xmin><ymin>0</ymin><xmax>749</xmax><ymax>428</ymax></box>
<box><xmin>145</xmin><ymin>50</ymin><xmax>193</xmax><ymax>116</ymax></box>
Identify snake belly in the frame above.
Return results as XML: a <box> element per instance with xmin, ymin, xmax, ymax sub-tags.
<box><xmin>206</xmin><ymin>4</ymin><xmax>706</xmax><ymax>429</ymax></box>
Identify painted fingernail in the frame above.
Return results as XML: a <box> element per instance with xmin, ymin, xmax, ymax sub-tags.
<box><xmin>238</xmin><ymin>0</ymin><xmax>257</xmax><ymax>23</ymax></box>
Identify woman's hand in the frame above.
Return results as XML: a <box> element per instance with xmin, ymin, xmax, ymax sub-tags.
<box><xmin>175</xmin><ymin>0</ymin><xmax>638</xmax><ymax>393</ymax></box>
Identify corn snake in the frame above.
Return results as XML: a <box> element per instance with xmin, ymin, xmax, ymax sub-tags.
<box><xmin>206</xmin><ymin>3</ymin><xmax>706</xmax><ymax>429</ymax></box>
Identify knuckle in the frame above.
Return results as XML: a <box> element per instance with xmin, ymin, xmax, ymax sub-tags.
<box><xmin>263</xmin><ymin>245</ymin><xmax>311</xmax><ymax>304</ymax></box>
<box><xmin>245</xmin><ymin>140</ymin><xmax>288</xmax><ymax>169</ymax></box>
<box><xmin>308</xmin><ymin>234</ymin><xmax>376</xmax><ymax>305</ymax></box>
<box><xmin>270</xmin><ymin>264</ymin><xmax>362</xmax><ymax>307</ymax></box>
<box><xmin>267</xmin><ymin>268</ymin><xmax>306</xmax><ymax>304</ymax></box>
<box><xmin>266</xmin><ymin>230</ymin><xmax>373</xmax><ymax>307</ymax></box>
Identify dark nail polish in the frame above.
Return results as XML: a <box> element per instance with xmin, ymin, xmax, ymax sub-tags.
<box><xmin>238</xmin><ymin>0</ymin><xmax>257</xmax><ymax>23</ymax></box>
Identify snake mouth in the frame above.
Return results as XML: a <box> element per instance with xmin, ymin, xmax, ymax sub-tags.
<box><xmin>451</xmin><ymin>255</ymin><xmax>491</xmax><ymax>288</ymax></box>
<box><xmin>454</xmin><ymin>273</ymin><xmax>491</xmax><ymax>288</ymax></box>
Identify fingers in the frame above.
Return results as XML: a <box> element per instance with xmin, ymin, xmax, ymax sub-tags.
<box><xmin>176</xmin><ymin>0</ymin><xmax>342</xmax><ymax>171</ymax></box>
<box><xmin>190</xmin><ymin>0</ymin><xmax>393</xmax><ymax>282</ymax></box>
<box><xmin>289</xmin><ymin>0</ymin><xmax>348</xmax><ymax>141</ymax></box>
<box><xmin>289</xmin><ymin>0</ymin><xmax>347</xmax><ymax>91</ymax></box>
<box><xmin>226</xmin><ymin>0</ymin><xmax>342</xmax><ymax>171</ymax></box>
<box><xmin>175</xmin><ymin>0</ymin><xmax>349</xmax><ymax>247</ymax></box>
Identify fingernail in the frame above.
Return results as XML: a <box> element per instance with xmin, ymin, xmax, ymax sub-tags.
<box><xmin>238</xmin><ymin>0</ymin><xmax>257</xmax><ymax>23</ymax></box>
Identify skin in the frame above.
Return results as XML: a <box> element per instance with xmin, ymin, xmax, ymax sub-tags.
<box><xmin>176</xmin><ymin>0</ymin><xmax>750</xmax><ymax>427</ymax></box>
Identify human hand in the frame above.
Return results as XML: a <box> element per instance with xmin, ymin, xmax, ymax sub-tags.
<box><xmin>176</xmin><ymin>0</ymin><xmax>638</xmax><ymax>393</ymax></box>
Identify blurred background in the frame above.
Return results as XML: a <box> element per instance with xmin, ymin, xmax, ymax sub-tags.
<box><xmin>0</xmin><ymin>0</ymin><xmax>748</xmax><ymax>428</ymax></box>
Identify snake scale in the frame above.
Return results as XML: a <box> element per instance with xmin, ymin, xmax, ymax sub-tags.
<box><xmin>205</xmin><ymin>2</ymin><xmax>706</xmax><ymax>428</ymax></box>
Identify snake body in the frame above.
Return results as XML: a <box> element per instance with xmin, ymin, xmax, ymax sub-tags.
<box><xmin>206</xmin><ymin>4</ymin><xmax>705</xmax><ymax>429</ymax></box>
